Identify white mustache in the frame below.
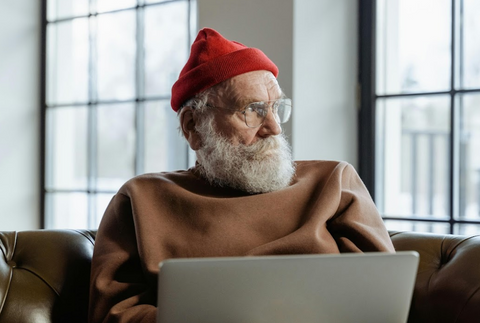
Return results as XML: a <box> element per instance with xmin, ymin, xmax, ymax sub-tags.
<box><xmin>195</xmin><ymin>114</ymin><xmax>295</xmax><ymax>193</ymax></box>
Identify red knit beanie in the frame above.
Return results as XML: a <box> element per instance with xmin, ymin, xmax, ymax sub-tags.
<box><xmin>170</xmin><ymin>28</ymin><xmax>279</xmax><ymax>112</ymax></box>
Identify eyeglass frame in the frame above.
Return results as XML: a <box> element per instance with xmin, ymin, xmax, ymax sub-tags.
<box><xmin>204</xmin><ymin>97</ymin><xmax>292</xmax><ymax>128</ymax></box>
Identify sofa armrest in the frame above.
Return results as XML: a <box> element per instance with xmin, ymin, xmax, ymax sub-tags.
<box><xmin>2</xmin><ymin>228</ymin><xmax>479</xmax><ymax>323</ymax></box>
<box><xmin>0</xmin><ymin>229</ymin><xmax>96</xmax><ymax>323</ymax></box>
<box><xmin>390</xmin><ymin>231</ymin><xmax>480</xmax><ymax>323</ymax></box>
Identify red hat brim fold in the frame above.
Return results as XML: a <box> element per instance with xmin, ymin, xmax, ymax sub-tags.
<box><xmin>171</xmin><ymin>28</ymin><xmax>278</xmax><ymax>112</ymax></box>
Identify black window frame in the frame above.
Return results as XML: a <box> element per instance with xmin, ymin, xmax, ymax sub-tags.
<box><xmin>39</xmin><ymin>0</ymin><xmax>195</xmax><ymax>229</ymax></box>
<box><xmin>358</xmin><ymin>0</ymin><xmax>480</xmax><ymax>234</ymax></box>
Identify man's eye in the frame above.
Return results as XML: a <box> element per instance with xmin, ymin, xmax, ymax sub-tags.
<box><xmin>249</xmin><ymin>103</ymin><xmax>267</xmax><ymax>116</ymax></box>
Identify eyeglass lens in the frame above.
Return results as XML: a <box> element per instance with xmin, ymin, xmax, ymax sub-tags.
<box><xmin>244</xmin><ymin>99</ymin><xmax>292</xmax><ymax>127</ymax></box>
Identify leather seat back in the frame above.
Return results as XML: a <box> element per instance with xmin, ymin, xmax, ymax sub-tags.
<box><xmin>2</xmin><ymin>229</ymin><xmax>480</xmax><ymax>323</ymax></box>
<box><xmin>391</xmin><ymin>231</ymin><xmax>480</xmax><ymax>323</ymax></box>
<box><xmin>0</xmin><ymin>229</ymin><xmax>95</xmax><ymax>323</ymax></box>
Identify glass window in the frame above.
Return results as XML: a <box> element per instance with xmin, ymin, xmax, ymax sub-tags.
<box><xmin>47</xmin><ymin>18</ymin><xmax>89</xmax><ymax>105</ymax></box>
<box><xmin>376</xmin><ymin>96</ymin><xmax>450</xmax><ymax>218</ymax></box>
<box><xmin>96</xmin><ymin>104</ymin><xmax>136</xmax><ymax>191</ymax></box>
<box><xmin>46</xmin><ymin>106</ymin><xmax>88</xmax><ymax>190</ymax></box>
<box><xmin>458</xmin><ymin>0</ymin><xmax>480</xmax><ymax>89</ymax></box>
<box><xmin>384</xmin><ymin>220</ymin><xmax>450</xmax><ymax>234</ymax></box>
<box><xmin>458</xmin><ymin>94</ymin><xmax>480</xmax><ymax>220</ymax></box>
<box><xmin>43</xmin><ymin>0</ymin><xmax>195</xmax><ymax>229</ymax></box>
<box><xmin>45</xmin><ymin>193</ymin><xmax>89</xmax><ymax>229</ymax></box>
<box><xmin>144</xmin><ymin>1</ymin><xmax>189</xmax><ymax>97</ymax></box>
<box><xmin>455</xmin><ymin>223</ymin><xmax>480</xmax><ymax>235</ymax></box>
<box><xmin>145</xmin><ymin>0</ymin><xmax>172</xmax><ymax>4</ymax></box>
<box><xmin>360</xmin><ymin>0</ymin><xmax>480</xmax><ymax>234</ymax></box>
<box><xmin>96</xmin><ymin>11</ymin><xmax>137</xmax><ymax>101</ymax></box>
<box><xmin>47</xmin><ymin>0</ymin><xmax>89</xmax><ymax>21</ymax></box>
<box><xmin>144</xmin><ymin>100</ymin><xmax>188</xmax><ymax>173</ymax></box>
<box><xmin>96</xmin><ymin>0</ymin><xmax>137</xmax><ymax>13</ymax></box>
<box><xmin>376</xmin><ymin>0</ymin><xmax>452</xmax><ymax>95</ymax></box>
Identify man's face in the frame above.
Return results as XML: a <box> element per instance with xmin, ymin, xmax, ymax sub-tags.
<box><xmin>193</xmin><ymin>70</ymin><xmax>295</xmax><ymax>194</ymax></box>
<box><xmin>207</xmin><ymin>70</ymin><xmax>283</xmax><ymax>146</ymax></box>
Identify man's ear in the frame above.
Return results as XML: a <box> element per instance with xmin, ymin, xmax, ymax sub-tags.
<box><xmin>180</xmin><ymin>107</ymin><xmax>202</xmax><ymax>151</ymax></box>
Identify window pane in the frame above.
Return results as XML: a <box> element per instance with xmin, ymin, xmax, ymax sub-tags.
<box><xmin>144</xmin><ymin>101</ymin><xmax>188</xmax><ymax>173</ymax></box>
<box><xmin>47</xmin><ymin>19</ymin><xmax>89</xmax><ymax>105</ymax></box>
<box><xmin>145</xmin><ymin>0</ymin><xmax>173</xmax><ymax>4</ymax></box>
<box><xmin>47</xmin><ymin>0</ymin><xmax>89</xmax><ymax>21</ymax></box>
<box><xmin>97</xmin><ymin>103</ymin><xmax>136</xmax><ymax>191</ymax></box>
<box><xmin>96</xmin><ymin>0</ymin><xmax>136</xmax><ymax>13</ymax></box>
<box><xmin>459</xmin><ymin>0</ymin><xmax>480</xmax><ymax>89</ymax></box>
<box><xmin>46</xmin><ymin>107</ymin><xmax>88</xmax><ymax>190</ymax></box>
<box><xmin>376</xmin><ymin>96</ymin><xmax>451</xmax><ymax>218</ymax></box>
<box><xmin>376</xmin><ymin>0</ymin><xmax>451</xmax><ymax>94</ymax></box>
<box><xmin>45</xmin><ymin>192</ymin><xmax>88</xmax><ymax>229</ymax></box>
<box><xmin>96</xmin><ymin>11</ymin><xmax>136</xmax><ymax>101</ymax></box>
<box><xmin>454</xmin><ymin>223</ymin><xmax>480</xmax><ymax>235</ymax></box>
<box><xmin>458</xmin><ymin>94</ymin><xmax>480</xmax><ymax>220</ymax></box>
<box><xmin>144</xmin><ymin>1</ymin><xmax>189</xmax><ymax>97</ymax></box>
<box><xmin>384</xmin><ymin>220</ymin><xmax>450</xmax><ymax>234</ymax></box>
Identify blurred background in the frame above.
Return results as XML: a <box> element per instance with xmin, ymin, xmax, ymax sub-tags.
<box><xmin>0</xmin><ymin>0</ymin><xmax>479</xmax><ymax>235</ymax></box>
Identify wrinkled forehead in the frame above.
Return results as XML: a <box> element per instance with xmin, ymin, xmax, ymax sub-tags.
<box><xmin>214</xmin><ymin>71</ymin><xmax>282</xmax><ymax>107</ymax></box>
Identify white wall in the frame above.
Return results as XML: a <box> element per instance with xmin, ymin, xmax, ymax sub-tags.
<box><xmin>293</xmin><ymin>0</ymin><xmax>358</xmax><ymax>167</ymax></box>
<box><xmin>0</xmin><ymin>1</ymin><xmax>41</xmax><ymax>229</ymax></box>
<box><xmin>0</xmin><ymin>0</ymin><xmax>358</xmax><ymax>230</ymax></box>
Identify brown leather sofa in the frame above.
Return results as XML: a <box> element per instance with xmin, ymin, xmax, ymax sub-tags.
<box><xmin>0</xmin><ymin>229</ymin><xmax>479</xmax><ymax>323</ymax></box>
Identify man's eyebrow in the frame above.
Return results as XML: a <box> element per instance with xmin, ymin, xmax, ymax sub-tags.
<box><xmin>236</xmin><ymin>97</ymin><xmax>258</xmax><ymax>106</ymax></box>
<box><xmin>235</xmin><ymin>93</ymin><xmax>286</xmax><ymax>106</ymax></box>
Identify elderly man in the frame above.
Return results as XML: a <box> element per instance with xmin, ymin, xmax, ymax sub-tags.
<box><xmin>88</xmin><ymin>28</ymin><xmax>394</xmax><ymax>323</ymax></box>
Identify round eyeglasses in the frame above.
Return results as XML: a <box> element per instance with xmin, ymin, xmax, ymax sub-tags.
<box><xmin>206</xmin><ymin>98</ymin><xmax>292</xmax><ymax>128</ymax></box>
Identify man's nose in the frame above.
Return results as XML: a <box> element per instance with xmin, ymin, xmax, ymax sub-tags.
<box><xmin>257</xmin><ymin>107</ymin><xmax>282</xmax><ymax>137</ymax></box>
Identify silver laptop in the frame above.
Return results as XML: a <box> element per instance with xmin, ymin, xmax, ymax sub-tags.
<box><xmin>157</xmin><ymin>251</ymin><xmax>419</xmax><ymax>323</ymax></box>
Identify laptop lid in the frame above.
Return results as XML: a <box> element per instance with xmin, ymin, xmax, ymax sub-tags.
<box><xmin>157</xmin><ymin>251</ymin><xmax>419</xmax><ymax>323</ymax></box>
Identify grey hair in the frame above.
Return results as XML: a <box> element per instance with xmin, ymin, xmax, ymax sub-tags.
<box><xmin>177</xmin><ymin>86</ymin><xmax>217</xmax><ymax>116</ymax></box>
<box><xmin>176</xmin><ymin>86</ymin><xmax>219</xmax><ymax>139</ymax></box>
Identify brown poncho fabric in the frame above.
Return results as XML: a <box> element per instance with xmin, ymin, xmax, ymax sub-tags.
<box><xmin>88</xmin><ymin>160</ymin><xmax>394</xmax><ymax>323</ymax></box>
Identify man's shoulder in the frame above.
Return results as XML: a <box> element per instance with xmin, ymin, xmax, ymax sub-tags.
<box><xmin>118</xmin><ymin>169</ymin><xmax>195</xmax><ymax>194</ymax></box>
<box><xmin>294</xmin><ymin>159</ymin><xmax>351</xmax><ymax>170</ymax></box>
<box><xmin>294</xmin><ymin>160</ymin><xmax>357</xmax><ymax>179</ymax></box>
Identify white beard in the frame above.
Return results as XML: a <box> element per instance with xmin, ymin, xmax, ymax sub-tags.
<box><xmin>195</xmin><ymin>114</ymin><xmax>296</xmax><ymax>194</ymax></box>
